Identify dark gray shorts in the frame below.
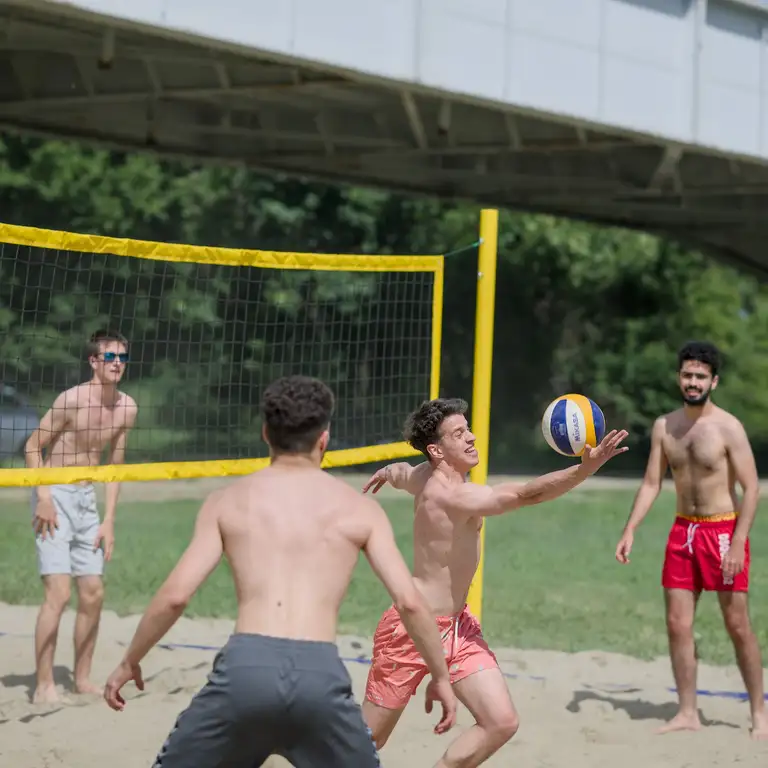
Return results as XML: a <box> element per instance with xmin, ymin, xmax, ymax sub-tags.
<box><xmin>152</xmin><ymin>633</ymin><xmax>380</xmax><ymax>768</ymax></box>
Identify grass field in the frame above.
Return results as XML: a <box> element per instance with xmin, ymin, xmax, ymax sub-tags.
<box><xmin>0</xmin><ymin>487</ymin><xmax>765</xmax><ymax>666</ymax></box>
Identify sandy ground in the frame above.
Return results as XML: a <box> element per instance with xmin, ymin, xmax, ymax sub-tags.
<box><xmin>2</xmin><ymin>474</ymin><xmax>767</xmax><ymax>766</ymax></box>
<box><xmin>0</xmin><ymin>603</ymin><xmax>766</xmax><ymax>768</ymax></box>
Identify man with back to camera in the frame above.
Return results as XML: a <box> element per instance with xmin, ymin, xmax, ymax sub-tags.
<box><xmin>103</xmin><ymin>374</ymin><xmax>458</xmax><ymax>767</ymax></box>
<box><xmin>615</xmin><ymin>340</ymin><xmax>768</xmax><ymax>739</ymax></box>
<box><xmin>25</xmin><ymin>329</ymin><xmax>137</xmax><ymax>703</ymax></box>
<box><xmin>360</xmin><ymin>397</ymin><xmax>629</xmax><ymax>767</ymax></box>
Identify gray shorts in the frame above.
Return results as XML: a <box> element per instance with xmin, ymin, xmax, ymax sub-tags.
<box><xmin>31</xmin><ymin>484</ymin><xmax>104</xmax><ymax>577</ymax></box>
<box><xmin>152</xmin><ymin>633</ymin><xmax>380</xmax><ymax>768</ymax></box>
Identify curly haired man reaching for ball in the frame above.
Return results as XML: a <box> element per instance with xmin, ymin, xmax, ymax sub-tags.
<box><xmin>361</xmin><ymin>397</ymin><xmax>629</xmax><ymax>767</ymax></box>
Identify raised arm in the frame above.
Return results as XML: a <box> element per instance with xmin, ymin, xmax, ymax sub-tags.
<box><xmin>361</xmin><ymin>498</ymin><xmax>456</xmax><ymax>734</ymax></box>
<box><xmin>447</xmin><ymin>428</ymin><xmax>629</xmax><ymax>518</ymax></box>
<box><xmin>724</xmin><ymin>418</ymin><xmax>760</xmax><ymax>578</ymax></box>
<box><xmin>362</xmin><ymin>461</ymin><xmax>431</xmax><ymax>496</ymax></box>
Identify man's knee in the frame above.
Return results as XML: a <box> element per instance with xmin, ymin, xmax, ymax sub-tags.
<box><xmin>42</xmin><ymin>576</ymin><xmax>71</xmax><ymax>612</ymax></box>
<box><xmin>76</xmin><ymin>577</ymin><xmax>104</xmax><ymax>610</ymax></box>
<box><xmin>486</xmin><ymin>709</ymin><xmax>519</xmax><ymax>746</ymax></box>
<box><xmin>666</xmin><ymin>600</ymin><xmax>695</xmax><ymax>639</ymax></box>
<box><xmin>721</xmin><ymin>596</ymin><xmax>754</xmax><ymax>644</ymax></box>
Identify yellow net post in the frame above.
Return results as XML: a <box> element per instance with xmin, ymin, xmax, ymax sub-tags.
<box><xmin>466</xmin><ymin>209</ymin><xmax>500</xmax><ymax>623</ymax></box>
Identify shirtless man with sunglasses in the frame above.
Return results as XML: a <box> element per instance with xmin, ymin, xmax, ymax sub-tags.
<box><xmin>25</xmin><ymin>329</ymin><xmax>138</xmax><ymax>703</ymax></box>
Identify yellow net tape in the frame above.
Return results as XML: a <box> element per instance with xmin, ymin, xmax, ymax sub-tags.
<box><xmin>0</xmin><ymin>224</ymin><xmax>442</xmax><ymax>485</ymax></box>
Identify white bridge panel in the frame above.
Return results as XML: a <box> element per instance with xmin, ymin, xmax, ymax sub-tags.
<box><xmin>43</xmin><ymin>0</ymin><xmax>768</xmax><ymax>160</ymax></box>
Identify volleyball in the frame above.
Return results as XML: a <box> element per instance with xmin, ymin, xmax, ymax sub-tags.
<box><xmin>541</xmin><ymin>394</ymin><xmax>606</xmax><ymax>457</ymax></box>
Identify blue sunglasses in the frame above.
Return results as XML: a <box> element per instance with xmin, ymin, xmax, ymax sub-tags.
<box><xmin>101</xmin><ymin>352</ymin><xmax>129</xmax><ymax>363</ymax></box>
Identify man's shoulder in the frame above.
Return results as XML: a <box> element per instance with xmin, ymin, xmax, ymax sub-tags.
<box><xmin>56</xmin><ymin>383</ymin><xmax>87</xmax><ymax>407</ymax></box>
<box><xmin>117</xmin><ymin>390</ymin><xmax>138</xmax><ymax>413</ymax></box>
<box><xmin>713</xmin><ymin>407</ymin><xmax>748</xmax><ymax>437</ymax></box>
<box><xmin>422</xmin><ymin>475</ymin><xmax>489</xmax><ymax>508</ymax></box>
<box><xmin>652</xmin><ymin>410</ymin><xmax>681</xmax><ymax>434</ymax></box>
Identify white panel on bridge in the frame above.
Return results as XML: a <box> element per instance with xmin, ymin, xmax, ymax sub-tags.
<box><xmin>38</xmin><ymin>0</ymin><xmax>768</xmax><ymax>160</ymax></box>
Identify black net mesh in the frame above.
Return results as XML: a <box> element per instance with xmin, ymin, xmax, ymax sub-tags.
<box><xmin>0</xmin><ymin>242</ymin><xmax>437</xmax><ymax>465</ymax></box>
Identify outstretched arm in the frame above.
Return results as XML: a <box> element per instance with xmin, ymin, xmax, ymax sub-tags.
<box><xmin>104</xmin><ymin>494</ymin><xmax>224</xmax><ymax>710</ymax></box>
<box><xmin>448</xmin><ymin>429</ymin><xmax>629</xmax><ymax>518</ymax></box>
<box><xmin>120</xmin><ymin>493</ymin><xmax>223</xmax><ymax>667</ymax></box>
<box><xmin>363</xmin><ymin>499</ymin><xmax>451</xmax><ymax>680</ymax></box>
<box><xmin>362</xmin><ymin>497</ymin><xmax>456</xmax><ymax>734</ymax></box>
<box><xmin>362</xmin><ymin>461</ymin><xmax>431</xmax><ymax>496</ymax></box>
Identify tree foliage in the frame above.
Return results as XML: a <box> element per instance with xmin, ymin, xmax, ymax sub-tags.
<box><xmin>2</xmin><ymin>132</ymin><xmax>768</xmax><ymax>471</ymax></box>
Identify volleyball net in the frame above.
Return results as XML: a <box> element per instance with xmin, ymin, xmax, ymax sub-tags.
<box><xmin>0</xmin><ymin>223</ymin><xmax>444</xmax><ymax>486</ymax></box>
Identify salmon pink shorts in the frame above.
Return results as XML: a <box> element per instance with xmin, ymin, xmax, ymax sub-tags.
<box><xmin>364</xmin><ymin>603</ymin><xmax>498</xmax><ymax>710</ymax></box>
<box><xmin>662</xmin><ymin>513</ymin><xmax>750</xmax><ymax>593</ymax></box>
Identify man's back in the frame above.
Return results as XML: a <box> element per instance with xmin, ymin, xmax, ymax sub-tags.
<box><xmin>104</xmin><ymin>375</ymin><xmax>457</xmax><ymax>767</ymax></box>
<box><xmin>221</xmin><ymin>465</ymin><xmax>376</xmax><ymax>641</ymax></box>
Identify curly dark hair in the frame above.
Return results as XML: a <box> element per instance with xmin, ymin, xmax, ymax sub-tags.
<box><xmin>404</xmin><ymin>397</ymin><xmax>469</xmax><ymax>457</ymax></box>
<box><xmin>261</xmin><ymin>375</ymin><xmax>335</xmax><ymax>454</ymax></box>
<box><xmin>678</xmin><ymin>340</ymin><xmax>721</xmax><ymax>377</ymax></box>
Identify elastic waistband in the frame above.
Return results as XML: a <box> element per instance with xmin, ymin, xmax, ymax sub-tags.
<box><xmin>676</xmin><ymin>512</ymin><xmax>737</xmax><ymax>524</ymax></box>
<box><xmin>223</xmin><ymin>632</ymin><xmax>342</xmax><ymax>671</ymax></box>
<box><xmin>229</xmin><ymin>631</ymin><xmax>337</xmax><ymax>648</ymax></box>
<box><xmin>390</xmin><ymin>603</ymin><xmax>469</xmax><ymax>623</ymax></box>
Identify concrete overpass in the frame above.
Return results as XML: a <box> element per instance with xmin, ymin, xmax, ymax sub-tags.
<box><xmin>2</xmin><ymin>0</ymin><xmax>768</xmax><ymax>276</ymax></box>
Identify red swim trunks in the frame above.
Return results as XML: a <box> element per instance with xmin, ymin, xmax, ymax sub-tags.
<box><xmin>662</xmin><ymin>514</ymin><xmax>750</xmax><ymax>593</ymax></box>
<box><xmin>364</xmin><ymin>603</ymin><xmax>498</xmax><ymax>710</ymax></box>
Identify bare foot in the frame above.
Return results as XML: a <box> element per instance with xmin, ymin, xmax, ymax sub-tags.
<box><xmin>656</xmin><ymin>711</ymin><xmax>702</xmax><ymax>734</ymax></box>
<box><xmin>74</xmin><ymin>679</ymin><xmax>102</xmax><ymax>696</ymax></box>
<box><xmin>32</xmin><ymin>684</ymin><xmax>60</xmax><ymax>704</ymax></box>
<box><xmin>750</xmin><ymin>710</ymin><xmax>768</xmax><ymax>741</ymax></box>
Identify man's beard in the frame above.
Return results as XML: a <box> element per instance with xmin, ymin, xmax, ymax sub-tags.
<box><xmin>682</xmin><ymin>386</ymin><xmax>711</xmax><ymax>406</ymax></box>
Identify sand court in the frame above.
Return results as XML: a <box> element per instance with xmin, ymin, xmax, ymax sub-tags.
<box><xmin>0</xmin><ymin>602</ymin><xmax>765</xmax><ymax>767</ymax></box>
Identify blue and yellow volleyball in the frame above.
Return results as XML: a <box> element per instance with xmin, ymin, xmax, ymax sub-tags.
<box><xmin>541</xmin><ymin>394</ymin><xmax>606</xmax><ymax>457</ymax></box>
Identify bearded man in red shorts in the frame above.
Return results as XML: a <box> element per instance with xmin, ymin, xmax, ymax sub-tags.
<box><xmin>361</xmin><ymin>397</ymin><xmax>629</xmax><ymax>767</ymax></box>
<box><xmin>616</xmin><ymin>340</ymin><xmax>767</xmax><ymax>739</ymax></box>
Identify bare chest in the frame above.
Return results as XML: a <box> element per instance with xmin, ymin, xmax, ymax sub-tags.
<box><xmin>70</xmin><ymin>403</ymin><xmax>129</xmax><ymax>448</ymax></box>
<box><xmin>414</xmin><ymin>500</ymin><xmax>479</xmax><ymax>554</ymax></box>
<box><xmin>662</xmin><ymin>424</ymin><xmax>726</xmax><ymax>473</ymax></box>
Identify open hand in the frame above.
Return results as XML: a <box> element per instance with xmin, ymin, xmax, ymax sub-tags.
<box><xmin>362</xmin><ymin>467</ymin><xmax>390</xmax><ymax>494</ymax></box>
<box><xmin>33</xmin><ymin>496</ymin><xmax>58</xmax><ymax>540</ymax></box>
<box><xmin>581</xmin><ymin>429</ymin><xmax>630</xmax><ymax>475</ymax></box>
<box><xmin>424</xmin><ymin>676</ymin><xmax>457</xmax><ymax>735</ymax></box>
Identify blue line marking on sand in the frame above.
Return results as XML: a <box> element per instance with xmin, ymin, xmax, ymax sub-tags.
<box><xmin>153</xmin><ymin>640</ymin><xmax>764</xmax><ymax>701</ymax></box>
<box><xmin>1</xmin><ymin>631</ymin><xmax>764</xmax><ymax>701</ymax></box>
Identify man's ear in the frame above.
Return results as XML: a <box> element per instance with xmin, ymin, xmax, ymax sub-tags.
<box><xmin>426</xmin><ymin>442</ymin><xmax>442</xmax><ymax>462</ymax></box>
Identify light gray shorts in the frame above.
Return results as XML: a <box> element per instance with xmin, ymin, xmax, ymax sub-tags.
<box><xmin>31</xmin><ymin>483</ymin><xmax>104</xmax><ymax>577</ymax></box>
